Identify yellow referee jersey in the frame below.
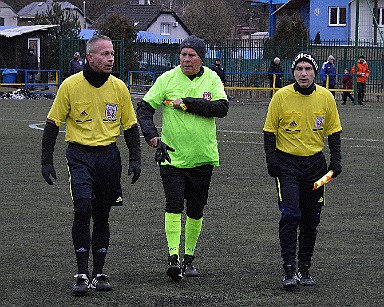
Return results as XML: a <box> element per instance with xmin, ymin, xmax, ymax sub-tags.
<box><xmin>263</xmin><ymin>84</ymin><xmax>342</xmax><ymax>156</ymax></box>
<box><xmin>47</xmin><ymin>72</ymin><xmax>137</xmax><ymax>146</ymax></box>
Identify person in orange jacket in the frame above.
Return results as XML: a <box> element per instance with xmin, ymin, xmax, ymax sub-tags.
<box><xmin>351</xmin><ymin>55</ymin><xmax>370</xmax><ymax>106</ymax></box>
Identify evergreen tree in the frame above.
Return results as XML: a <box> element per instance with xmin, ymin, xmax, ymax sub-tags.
<box><xmin>264</xmin><ymin>13</ymin><xmax>309</xmax><ymax>59</ymax></box>
<box><xmin>35</xmin><ymin>2</ymin><xmax>81</xmax><ymax>70</ymax></box>
<box><xmin>95</xmin><ymin>13</ymin><xmax>138</xmax><ymax>73</ymax></box>
<box><xmin>182</xmin><ymin>0</ymin><xmax>232</xmax><ymax>43</ymax></box>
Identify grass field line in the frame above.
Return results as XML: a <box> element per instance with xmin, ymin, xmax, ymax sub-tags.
<box><xmin>217</xmin><ymin>139</ymin><xmax>382</xmax><ymax>149</ymax></box>
<box><xmin>25</xmin><ymin>121</ymin><xmax>384</xmax><ymax>150</ymax></box>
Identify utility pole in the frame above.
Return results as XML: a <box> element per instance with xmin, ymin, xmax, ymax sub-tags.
<box><xmin>374</xmin><ymin>0</ymin><xmax>378</xmax><ymax>44</ymax></box>
<box><xmin>354</xmin><ymin>0</ymin><xmax>360</xmax><ymax>105</ymax></box>
<box><xmin>83</xmin><ymin>1</ymin><xmax>87</xmax><ymax>29</ymax></box>
<box><xmin>269</xmin><ymin>0</ymin><xmax>276</xmax><ymax>37</ymax></box>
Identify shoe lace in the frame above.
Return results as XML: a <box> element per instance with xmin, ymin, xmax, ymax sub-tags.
<box><xmin>168</xmin><ymin>255</ymin><xmax>179</xmax><ymax>266</ymax></box>
<box><xmin>75</xmin><ymin>274</ymin><xmax>89</xmax><ymax>285</ymax></box>
<box><xmin>95</xmin><ymin>274</ymin><xmax>109</xmax><ymax>283</ymax></box>
<box><xmin>285</xmin><ymin>271</ymin><xmax>295</xmax><ymax>280</ymax></box>
<box><xmin>298</xmin><ymin>269</ymin><xmax>310</xmax><ymax>279</ymax></box>
<box><xmin>183</xmin><ymin>262</ymin><xmax>197</xmax><ymax>272</ymax></box>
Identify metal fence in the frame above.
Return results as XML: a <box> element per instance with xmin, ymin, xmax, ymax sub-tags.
<box><xmin>60</xmin><ymin>38</ymin><xmax>384</xmax><ymax>99</ymax></box>
<box><xmin>207</xmin><ymin>40</ymin><xmax>384</xmax><ymax>93</ymax></box>
<box><xmin>59</xmin><ymin>38</ymin><xmax>125</xmax><ymax>80</ymax></box>
<box><xmin>0</xmin><ymin>68</ymin><xmax>60</xmax><ymax>94</ymax></box>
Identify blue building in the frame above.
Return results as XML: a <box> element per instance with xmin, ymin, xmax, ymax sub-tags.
<box><xmin>252</xmin><ymin>0</ymin><xmax>384</xmax><ymax>44</ymax></box>
<box><xmin>272</xmin><ymin>0</ymin><xmax>352</xmax><ymax>42</ymax></box>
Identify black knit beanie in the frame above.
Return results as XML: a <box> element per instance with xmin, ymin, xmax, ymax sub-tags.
<box><xmin>291</xmin><ymin>51</ymin><xmax>318</xmax><ymax>75</ymax></box>
<box><xmin>180</xmin><ymin>35</ymin><xmax>206</xmax><ymax>62</ymax></box>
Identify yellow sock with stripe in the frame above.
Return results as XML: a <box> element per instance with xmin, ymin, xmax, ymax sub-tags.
<box><xmin>184</xmin><ymin>216</ymin><xmax>203</xmax><ymax>256</ymax></box>
<box><xmin>164</xmin><ymin>212</ymin><xmax>182</xmax><ymax>256</ymax></box>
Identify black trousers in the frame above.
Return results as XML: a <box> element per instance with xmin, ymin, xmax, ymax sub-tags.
<box><xmin>275</xmin><ymin>151</ymin><xmax>327</xmax><ymax>267</ymax></box>
<box><xmin>357</xmin><ymin>82</ymin><xmax>366</xmax><ymax>104</ymax></box>
<box><xmin>342</xmin><ymin>91</ymin><xmax>354</xmax><ymax>104</ymax></box>
<box><xmin>66</xmin><ymin>143</ymin><xmax>122</xmax><ymax>275</ymax></box>
<box><xmin>160</xmin><ymin>165</ymin><xmax>214</xmax><ymax>220</ymax></box>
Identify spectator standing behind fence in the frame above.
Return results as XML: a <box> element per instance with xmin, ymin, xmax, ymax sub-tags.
<box><xmin>320</xmin><ymin>55</ymin><xmax>336</xmax><ymax>97</ymax></box>
<box><xmin>69</xmin><ymin>51</ymin><xmax>85</xmax><ymax>75</ymax></box>
<box><xmin>268</xmin><ymin>57</ymin><xmax>283</xmax><ymax>96</ymax></box>
<box><xmin>24</xmin><ymin>48</ymin><xmax>38</xmax><ymax>84</ymax></box>
<box><xmin>342</xmin><ymin>69</ymin><xmax>354</xmax><ymax>105</ymax></box>
<box><xmin>210</xmin><ymin>58</ymin><xmax>226</xmax><ymax>84</ymax></box>
<box><xmin>263</xmin><ymin>51</ymin><xmax>342</xmax><ymax>289</ymax></box>
<box><xmin>136</xmin><ymin>35</ymin><xmax>228</xmax><ymax>281</ymax></box>
<box><xmin>351</xmin><ymin>55</ymin><xmax>370</xmax><ymax>106</ymax></box>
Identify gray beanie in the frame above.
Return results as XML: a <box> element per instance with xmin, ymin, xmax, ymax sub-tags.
<box><xmin>180</xmin><ymin>35</ymin><xmax>206</xmax><ymax>62</ymax></box>
<box><xmin>291</xmin><ymin>51</ymin><xmax>319</xmax><ymax>75</ymax></box>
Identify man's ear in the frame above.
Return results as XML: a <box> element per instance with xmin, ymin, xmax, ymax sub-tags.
<box><xmin>86</xmin><ymin>54</ymin><xmax>93</xmax><ymax>63</ymax></box>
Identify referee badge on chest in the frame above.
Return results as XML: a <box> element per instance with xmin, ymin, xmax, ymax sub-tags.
<box><xmin>315</xmin><ymin>116</ymin><xmax>325</xmax><ymax>129</ymax></box>
<box><xmin>202</xmin><ymin>91</ymin><xmax>212</xmax><ymax>101</ymax></box>
<box><xmin>105</xmin><ymin>104</ymin><xmax>118</xmax><ymax>121</ymax></box>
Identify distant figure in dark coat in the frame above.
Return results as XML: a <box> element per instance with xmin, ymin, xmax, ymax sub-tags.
<box><xmin>268</xmin><ymin>57</ymin><xmax>283</xmax><ymax>96</ymax></box>
<box><xmin>24</xmin><ymin>48</ymin><xmax>38</xmax><ymax>83</ymax></box>
<box><xmin>210</xmin><ymin>58</ymin><xmax>226</xmax><ymax>84</ymax></box>
<box><xmin>342</xmin><ymin>69</ymin><xmax>354</xmax><ymax>105</ymax></box>
<box><xmin>69</xmin><ymin>52</ymin><xmax>85</xmax><ymax>75</ymax></box>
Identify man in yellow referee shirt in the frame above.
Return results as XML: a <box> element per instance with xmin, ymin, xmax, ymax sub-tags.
<box><xmin>263</xmin><ymin>51</ymin><xmax>342</xmax><ymax>289</ymax></box>
<box><xmin>41</xmin><ymin>35</ymin><xmax>141</xmax><ymax>295</ymax></box>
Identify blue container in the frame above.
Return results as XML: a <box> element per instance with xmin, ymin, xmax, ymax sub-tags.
<box><xmin>2</xmin><ymin>69</ymin><xmax>18</xmax><ymax>83</ymax></box>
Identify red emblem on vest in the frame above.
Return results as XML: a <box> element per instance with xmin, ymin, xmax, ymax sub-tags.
<box><xmin>202</xmin><ymin>92</ymin><xmax>212</xmax><ymax>101</ymax></box>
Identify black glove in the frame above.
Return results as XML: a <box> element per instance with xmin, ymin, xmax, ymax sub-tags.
<box><xmin>328</xmin><ymin>133</ymin><xmax>342</xmax><ymax>178</ymax></box>
<box><xmin>267</xmin><ymin>158</ymin><xmax>281</xmax><ymax>178</ymax></box>
<box><xmin>42</xmin><ymin>164</ymin><xmax>56</xmax><ymax>185</ymax></box>
<box><xmin>328</xmin><ymin>163</ymin><xmax>342</xmax><ymax>178</ymax></box>
<box><xmin>128</xmin><ymin>160</ymin><xmax>141</xmax><ymax>184</ymax></box>
<box><xmin>264</xmin><ymin>132</ymin><xmax>280</xmax><ymax>177</ymax></box>
<box><xmin>41</xmin><ymin>121</ymin><xmax>59</xmax><ymax>185</ymax></box>
<box><xmin>155</xmin><ymin>140</ymin><xmax>175</xmax><ymax>163</ymax></box>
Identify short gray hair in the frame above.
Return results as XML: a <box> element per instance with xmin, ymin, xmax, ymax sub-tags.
<box><xmin>86</xmin><ymin>35</ymin><xmax>112</xmax><ymax>54</ymax></box>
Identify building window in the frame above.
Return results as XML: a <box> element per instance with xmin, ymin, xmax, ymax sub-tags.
<box><xmin>161</xmin><ymin>23</ymin><xmax>170</xmax><ymax>35</ymax></box>
<box><xmin>0</xmin><ymin>18</ymin><xmax>4</xmax><ymax>26</ymax></box>
<box><xmin>329</xmin><ymin>7</ymin><xmax>346</xmax><ymax>26</ymax></box>
<box><xmin>379</xmin><ymin>8</ymin><xmax>384</xmax><ymax>26</ymax></box>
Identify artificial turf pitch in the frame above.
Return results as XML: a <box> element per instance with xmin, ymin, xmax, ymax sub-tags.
<box><xmin>0</xmin><ymin>96</ymin><xmax>382</xmax><ymax>306</ymax></box>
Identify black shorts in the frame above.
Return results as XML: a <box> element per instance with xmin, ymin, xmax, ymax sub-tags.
<box><xmin>160</xmin><ymin>165</ymin><xmax>214</xmax><ymax>219</ymax></box>
<box><xmin>66</xmin><ymin>143</ymin><xmax>123</xmax><ymax>206</ymax></box>
<box><xmin>276</xmin><ymin>150</ymin><xmax>327</xmax><ymax>219</ymax></box>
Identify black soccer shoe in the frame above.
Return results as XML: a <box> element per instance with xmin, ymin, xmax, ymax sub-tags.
<box><xmin>166</xmin><ymin>254</ymin><xmax>183</xmax><ymax>281</ymax></box>
<box><xmin>182</xmin><ymin>255</ymin><xmax>199</xmax><ymax>277</ymax></box>
<box><xmin>282</xmin><ymin>264</ymin><xmax>298</xmax><ymax>289</ymax></box>
<box><xmin>72</xmin><ymin>274</ymin><xmax>90</xmax><ymax>295</ymax></box>
<box><xmin>91</xmin><ymin>274</ymin><xmax>112</xmax><ymax>291</ymax></box>
<box><xmin>297</xmin><ymin>265</ymin><xmax>315</xmax><ymax>286</ymax></box>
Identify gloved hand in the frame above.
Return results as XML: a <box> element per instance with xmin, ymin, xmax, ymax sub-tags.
<box><xmin>328</xmin><ymin>163</ymin><xmax>342</xmax><ymax>178</ymax></box>
<box><xmin>42</xmin><ymin>164</ymin><xmax>56</xmax><ymax>185</ymax></box>
<box><xmin>264</xmin><ymin>132</ymin><xmax>280</xmax><ymax>178</ymax></box>
<box><xmin>267</xmin><ymin>159</ymin><xmax>280</xmax><ymax>178</ymax></box>
<box><xmin>328</xmin><ymin>133</ymin><xmax>342</xmax><ymax>178</ymax></box>
<box><xmin>128</xmin><ymin>160</ymin><xmax>141</xmax><ymax>184</ymax></box>
<box><xmin>155</xmin><ymin>140</ymin><xmax>175</xmax><ymax>164</ymax></box>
